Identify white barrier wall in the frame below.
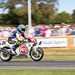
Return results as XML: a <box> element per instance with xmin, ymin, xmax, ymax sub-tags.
<box><xmin>36</xmin><ymin>36</ymin><xmax>75</xmax><ymax>48</ymax></box>
<box><xmin>37</xmin><ymin>37</ymin><xmax>68</xmax><ymax>47</ymax></box>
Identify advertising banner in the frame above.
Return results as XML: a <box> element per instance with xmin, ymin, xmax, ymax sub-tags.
<box><xmin>37</xmin><ymin>37</ymin><xmax>68</xmax><ymax>47</ymax></box>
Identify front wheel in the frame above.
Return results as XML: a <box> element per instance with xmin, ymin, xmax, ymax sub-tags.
<box><xmin>0</xmin><ymin>51</ymin><xmax>12</xmax><ymax>62</ymax></box>
<box><xmin>30</xmin><ymin>47</ymin><xmax>44</xmax><ymax>61</ymax></box>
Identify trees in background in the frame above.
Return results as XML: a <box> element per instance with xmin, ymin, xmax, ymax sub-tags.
<box><xmin>0</xmin><ymin>0</ymin><xmax>75</xmax><ymax>25</ymax></box>
<box><xmin>72</xmin><ymin>9</ymin><xmax>75</xmax><ymax>23</ymax></box>
<box><xmin>53</xmin><ymin>11</ymin><xmax>72</xmax><ymax>24</ymax></box>
<box><xmin>0</xmin><ymin>0</ymin><xmax>58</xmax><ymax>25</ymax></box>
<box><xmin>32</xmin><ymin>0</ymin><xmax>58</xmax><ymax>24</ymax></box>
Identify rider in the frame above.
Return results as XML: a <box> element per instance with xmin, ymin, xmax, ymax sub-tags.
<box><xmin>8</xmin><ymin>24</ymin><xmax>26</xmax><ymax>54</ymax></box>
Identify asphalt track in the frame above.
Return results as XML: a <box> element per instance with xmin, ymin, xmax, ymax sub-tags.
<box><xmin>0</xmin><ymin>61</ymin><xmax>75</xmax><ymax>69</ymax></box>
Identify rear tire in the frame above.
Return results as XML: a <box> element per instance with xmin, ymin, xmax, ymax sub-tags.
<box><xmin>0</xmin><ymin>51</ymin><xmax>12</xmax><ymax>62</ymax></box>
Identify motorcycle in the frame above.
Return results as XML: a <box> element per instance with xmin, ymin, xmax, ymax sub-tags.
<box><xmin>0</xmin><ymin>36</ymin><xmax>44</xmax><ymax>62</ymax></box>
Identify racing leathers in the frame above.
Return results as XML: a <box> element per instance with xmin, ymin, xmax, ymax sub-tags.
<box><xmin>8</xmin><ymin>29</ymin><xmax>26</xmax><ymax>54</ymax></box>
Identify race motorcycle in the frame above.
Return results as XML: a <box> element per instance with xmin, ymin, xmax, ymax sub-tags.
<box><xmin>0</xmin><ymin>36</ymin><xmax>44</xmax><ymax>62</ymax></box>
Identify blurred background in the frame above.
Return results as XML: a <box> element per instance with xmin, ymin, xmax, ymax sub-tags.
<box><xmin>0</xmin><ymin>0</ymin><xmax>75</xmax><ymax>38</ymax></box>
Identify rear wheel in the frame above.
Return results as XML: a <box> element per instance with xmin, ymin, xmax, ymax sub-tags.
<box><xmin>0</xmin><ymin>49</ymin><xmax>12</xmax><ymax>62</ymax></box>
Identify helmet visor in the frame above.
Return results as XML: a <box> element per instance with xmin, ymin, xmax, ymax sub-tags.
<box><xmin>22</xmin><ymin>28</ymin><xmax>25</xmax><ymax>31</ymax></box>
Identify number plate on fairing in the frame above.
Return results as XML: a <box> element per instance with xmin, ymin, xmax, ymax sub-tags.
<box><xmin>19</xmin><ymin>44</ymin><xmax>28</xmax><ymax>55</ymax></box>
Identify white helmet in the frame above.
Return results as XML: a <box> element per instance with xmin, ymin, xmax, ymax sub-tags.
<box><xmin>17</xmin><ymin>24</ymin><xmax>26</xmax><ymax>33</ymax></box>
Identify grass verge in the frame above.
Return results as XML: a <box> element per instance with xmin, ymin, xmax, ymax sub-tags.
<box><xmin>0</xmin><ymin>69</ymin><xmax>75</xmax><ymax>75</ymax></box>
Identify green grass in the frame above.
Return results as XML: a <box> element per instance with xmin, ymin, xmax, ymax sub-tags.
<box><xmin>0</xmin><ymin>69</ymin><xmax>75</xmax><ymax>75</ymax></box>
<box><xmin>44</xmin><ymin>55</ymin><xmax>75</xmax><ymax>61</ymax></box>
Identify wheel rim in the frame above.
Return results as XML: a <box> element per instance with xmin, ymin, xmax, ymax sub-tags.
<box><xmin>31</xmin><ymin>48</ymin><xmax>43</xmax><ymax>60</ymax></box>
<box><xmin>0</xmin><ymin>52</ymin><xmax>10</xmax><ymax>60</ymax></box>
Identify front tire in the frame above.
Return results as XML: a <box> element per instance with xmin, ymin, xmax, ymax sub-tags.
<box><xmin>30</xmin><ymin>47</ymin><xmax>44</xmax><ymax>61</ymax></box>
<box><xmin>0</xmin><ymin>51</ymin><xmax>12</xmax><ymax>62</ymax></box>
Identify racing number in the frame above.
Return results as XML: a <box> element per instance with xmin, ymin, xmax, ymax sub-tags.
<box><xmin>19</xmin><ymin>44</ymin><xmax>28</xmax><ymax>54</ymax></box>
